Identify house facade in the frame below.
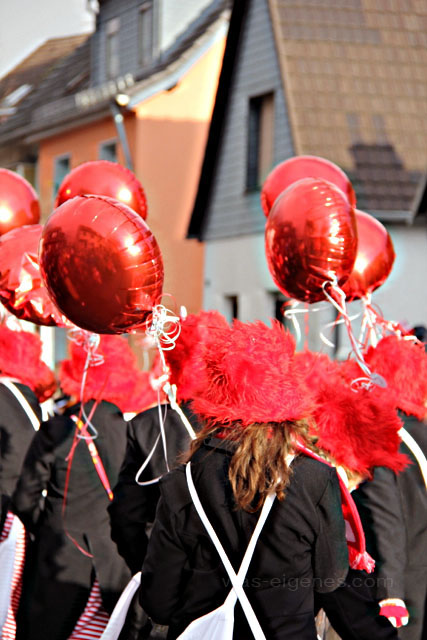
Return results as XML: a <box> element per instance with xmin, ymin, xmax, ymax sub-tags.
<box><xmin>189</xmin><ymin>0</ymin><xmax>427</xmax><ymax>354</ymax></box>
<box><xmin>0</xmin><ymin>0</ymin><xmax>230</xmax><ymax>368</ymax></box>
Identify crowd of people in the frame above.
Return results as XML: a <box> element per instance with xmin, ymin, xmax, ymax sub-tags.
<box><xmin>0</xmin><ymin>313</ymin><xmax>426</xmax><ymax>640</ymax></box>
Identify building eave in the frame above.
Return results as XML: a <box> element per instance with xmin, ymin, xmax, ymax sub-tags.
<box><xmin>127</xmin><ymin>9</ymin><xmax>230</xmax><ymax>108</ymax></box>
<box><xmin>187</xmin><ymin>0</ymin><xmax>250</xmax><ymax>241</ymax></box>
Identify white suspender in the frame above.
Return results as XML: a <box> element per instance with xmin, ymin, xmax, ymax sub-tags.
<box><xmin>0</xmin><ymin>378</ymin><xmax>40</xmax><ymax>431</ymax></box>
<box><xmin>186</xmin><ymin>461</ymin><xmax>277</xmax><ymax>640</ymax></box>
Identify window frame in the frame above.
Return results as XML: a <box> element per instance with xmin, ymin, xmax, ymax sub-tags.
<box><xmin>52</xmin><ymin>153</ymin><xmax>71</xmax><ymax>202</ymax></box>
<box><xmin>138</xmin><ymin>1</ymin><xmax>155</xmax><ymax>68</ymax></box>
<box><xmin>99</xmin><ymin>139</ymin><xmax>118</xmax><ymax>162</ymax></box>
<box><xmin>246</xmin><ymin>92</ymin><xmax>275</xmax><ymax>192</ymax></box>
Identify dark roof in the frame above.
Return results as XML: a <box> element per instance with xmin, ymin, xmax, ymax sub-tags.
<box><xmin>0</xmin><ymin>1</ymin><xmax>230</xmax><ymax>146</ymax></box>
<box><xmin>0</xmin><ymin>35</ymin><xmax>91</xmax><ymax>142</ymax></box>
<box><xmin>0</xmin><ymin>35</ymin><xmax>88</xmax><ymax>102</ymax></box>
<box><xmin>189</xmin><ymin>0</ymin><xmax>427</xmax><ymax>238</ymax></box>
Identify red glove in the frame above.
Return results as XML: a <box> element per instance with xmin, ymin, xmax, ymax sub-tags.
<box><xmin>379</xmin><ymin>599</ymin><xmax>409</xmax><ymax>628</ymax></box>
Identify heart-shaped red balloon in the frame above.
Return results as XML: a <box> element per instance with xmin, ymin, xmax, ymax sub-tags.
<box><xmin>0</xmin><ymin>224</ymin><xmax>70</xmax><ymax>326</ymax></box>
<box><xmin>342</xmin><ymin>210</ymin><xmax>395</xmax><ymax>302</ymax></box>
<box><xmin>0</xmin><ymin>169</ymin><xmax>40</xmax><ymax>236</ymax></box>
<box><xmin>265</xmin><ymin>178</ymin><xmax>357</xmax><ymax>303</ymax></box>
<box><xmin>55</xmin><ymin>160</ymin><xmax>148</xmax><ymax>220</ymax></box>
<box><xmin>261</xmin><ymin>155</ymin><xmax>356</xmax><ymax>218</ymax></box>
<box><xmin>39</xmin><ymin>195</ymin><xmax>163</xmax><ymax>334</ymax></box>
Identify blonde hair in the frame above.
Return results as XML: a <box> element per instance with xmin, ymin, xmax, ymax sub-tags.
<box><xmin>188</xmin><ymin>419</ymin><xmax>310</xmax><ymax>512</ymax></box>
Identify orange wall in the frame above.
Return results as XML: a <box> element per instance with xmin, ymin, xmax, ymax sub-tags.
<box><xmin>38</xmin><ymin>115</ymin><xmax>137</xmax><ymax>220</ymax></box>
<box><xmin>133</xmin><ymin>37</ymin><xmax>226</xmax><ymax>314</ymax></box>
<box><xmin>38</xmin><ymin>35</ymin><xmax>226</xmax><ymax>316</ymax></box>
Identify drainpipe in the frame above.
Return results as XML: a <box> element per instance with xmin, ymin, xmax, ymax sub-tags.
<box><xmin>110</xmin><ymin>96</ymin><xmax>134</xmax><ymax>172</ymax></box>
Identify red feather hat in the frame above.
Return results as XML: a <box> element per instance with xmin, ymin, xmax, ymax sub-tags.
<box><xmin>0</xmin><ymin>326</ymin><xmax>56</xmax><ymax>402</ymax></box>
<box><xmin>364</xmin><ymin>335</ymin><xmax>427</xmax><ymax>420</ymax></box>
<box><xmin>164</xmin><ymin>310</ymin><xmax>229</xmax><ymax>402</ymax></box>
<box><xmin>192</xmin><ymin>319</ymin><xmax>315</xmax><ymax>426</ymax></box>
<box><xmin>59</xmin><ymin>334</ymin><xmax>143</xmax><ymax>413</ymax></box>
<box><xmin>295</xmin><ymin>350</ymin><xmax>408</xmax><ymax>476</ymax></box>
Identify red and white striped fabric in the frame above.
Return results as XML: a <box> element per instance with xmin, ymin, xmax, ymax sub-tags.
<box><xmin>0</xmin><ymin>512</ymin><xmax>26</xmax><ymax>640</ymax></box>
<box><xmin>69</xmin><ymin>580</ymin><xmax>110</xmax><ymax>640</ymax></box>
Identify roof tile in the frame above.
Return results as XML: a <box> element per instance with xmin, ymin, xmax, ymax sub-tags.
<box><xmin>270</xmin><ymin>0</ymin><xmax>427</xmax><ymax>213</ymax></box>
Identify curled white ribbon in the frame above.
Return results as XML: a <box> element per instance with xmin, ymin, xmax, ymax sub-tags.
<box><xmin>321</xmin><ymin>278</ymin><xmax>386</xmax><ymax>391</ymax></box>
<box><xmin>67</xmin><ymin>329</ymin><xmax>103</xmax><ymax>438</ymax></box>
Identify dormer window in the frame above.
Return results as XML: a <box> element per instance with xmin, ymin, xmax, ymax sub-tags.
<box><xmin>106</xmin><ymin>17</ymin><xmax>120</xmax><ymax>79</ymax></box>
<box><xmin>138</xmin><ymin>1</ymin><xmax>154</xmax><ymax>67</ymax></box>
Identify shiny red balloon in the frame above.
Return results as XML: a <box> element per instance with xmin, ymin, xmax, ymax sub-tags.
<box><xmin>0</xmin><ymin>225</ymin><xmax>70</xmax><ymax>326</ymax></box>
<box><xmin>0</xmin><ymin>169</ymin><xmax>40</xmax><ymax>235</ymax></box>
<box><xmin>261</xmin><ymin>155</ymin><xmax>356</xmax><ymax>217</ymax></box>
<box><xmin>55</xmin><ymin>160</ymin><xmax>148</xmax><ymax>220</ymax></box>
<box><xmin>342</xmin><ymin>210</ymin><xmax>395</xmax><ymax>302</ymax></box>
<box><xmin>39</xmin><ymin>195</ymin><xmax>163</xmax><ymax>334</ymax></box>
<box><xmin>265</xmin><ymin>178</ymin><xmax>357</xmax><ymax>303</ymax></box>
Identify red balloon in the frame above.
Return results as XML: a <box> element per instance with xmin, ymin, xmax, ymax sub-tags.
<box><xmin>261</xmin><ymin>155</ymin><xmax>356</xmax><ymax>217</ymax></box>
<box><xmin>0</xmin><ymin>225</ymin><xmax>70</xmax><ymax>326</ymax></box>
<box><xmin>55</xmin><ymin>160</ymin><xmax>148</xmax><ymax>220</ymax></box>
<box><xmin>0</xmin><ymin>169</ymin><xmax>40</xmax><ymax>235</ymax></box>
<box><xmin>39</xmin><ymin>195</ymin><xmax>163</xmax><ymax>334</ymax></box>
<box><xmin>265</xmin><ymin>178</ymin><xmax>357</xmax><ymax>303</ymax></box>
<box><xmin>342</xmin><ymin>210</ymin><xmax>395</xmax><ymax>302</ymax></box>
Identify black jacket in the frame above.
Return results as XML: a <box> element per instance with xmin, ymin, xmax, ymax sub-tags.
<box><xmin>0</xmin><ymin>382</ymin><xmax>41</xmax><ymax>531</ymax></box>
<box><xmin>11</xmin><ymin>400</ymin><xmax>131</xmax><ymax>640</ymax></box>
<box><xmin>140</xmin><ymin>437</ymin><xmax>349</xmax><ymax>639</ymax></box>
<box><xmin>109</xmin><ymin>402</ymin><xmax>200</xmax><ymax>573</ymax></box>
<box><xmin>352</xmin><ymin>414</ymin><xmax>427</xmax><ymax>640</ymax></box>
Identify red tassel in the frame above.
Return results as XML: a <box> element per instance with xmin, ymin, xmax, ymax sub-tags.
<box><xmin>349</xmin><ymin>547</ymin><xmax>375</xmax><ymax>573</ymax></box>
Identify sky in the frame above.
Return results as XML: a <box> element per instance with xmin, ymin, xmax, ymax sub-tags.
<box><xmin>0</xmin><ymin>0</ymin><xmax>96</xmax><ymax>78</ymax></box>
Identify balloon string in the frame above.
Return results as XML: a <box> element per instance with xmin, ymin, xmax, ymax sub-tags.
<box><xmin>322</xmin><ymin>279</ymin><xmax>386</xmax><ymax>390</ymax></box>
<box><xmin>283</xmin><ymin>300</ymin><xmax>331</xmax><ymax>346</ymax></box>
<box><xmin>283</xmin><ymin>299</ymin><xmax>360</xmax><ymax>351</ymax></box>
<box><xmin>320</xmin><ymin>309</ymin><xmax>361</xmax><ymax>349</ymax></box>
<box><xmin>362</xmin><ymin>297</ymin><xmax>412</xmax><ymax>345</ymax></box>
<box><xmin>134</xmin><ymin>304</ymin><xmax>183</xmax><ymax>485</ymax></box>
<box><xmin>67</xmin><ymin>329</ymin><xmax>104</xmax><ymax>439</ymax></box>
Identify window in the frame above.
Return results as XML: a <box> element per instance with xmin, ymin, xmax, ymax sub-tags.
<box><xmin>246</xmin><ymin>92</ymin><xmax>274</xmax><ymax>191</ymax></box>
<box><xmin>332</xmin><ymin>308</ymin><xmax>342</xmax><ymax>358</ymax></box>
<box><xmin>106</xmin><ymin>17</ymin><xmax>120</xmax><ymax>79</ymax></box>
<box><xmin>15</xmin><ymin>162</ymin><xmax>37</xmax><ymax>189</ymax></box>
<box><xmin>271</xmin><ymin>291</ymin><xmax>291</xmax><ymax>329</ymax></box>
<box><xmin>99</xmin><ymin>140</ymin><xmax>117</xmax><ymax>162</ymax></box>
<box><xmin>53</xmin><ymin>155</ymin><xmax>70</xmax><ymax>200</ymax></box>
<box><xmin>138</xmin><ymin>1</ymin><xmax>154</xmax><ymax>67</ymax></box>
<box><xmin>224</xmin><ymin>295</ymin><xmax>239</xmax><ymax>322</ymax></box>
<box><xmin>54</xmin><ymin>327</ymin><xmax>68</xmax><ymax>368</ymax></box>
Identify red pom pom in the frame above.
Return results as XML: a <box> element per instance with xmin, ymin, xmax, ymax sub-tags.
<box><xmin>0</xmin><ymin>326</ymin><xmax>55</xmax><ymax>402</ymax></box>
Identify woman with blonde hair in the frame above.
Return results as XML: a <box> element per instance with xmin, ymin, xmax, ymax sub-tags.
<box><xmin>140</xmin><ymin>320</ymin><xmax>349</xmax><ymax>639</ymax></box>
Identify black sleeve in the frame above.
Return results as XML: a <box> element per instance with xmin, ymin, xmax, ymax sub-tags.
<box><xmin>352</xmin><ymin>467</ymin><xmax>406</xmax><ymax>600</ymax></box>
<box><xmin>315</xmin><ymin>569</ymin><xmax>399</xmax><ymax>640</ymax></box>
<box><xmin>313</xmin><ymin>467</ymin><xmax>349</xmax><ymax>593</ymax></box>
<box><xmin>109</xmin><ymin>418</ymin><xmax>160</xmax><ymax>573</ymax></box>
<box><xmin>11</xmin><ymin>421</ymin><xmax>55</xmax><ymax>533</ymax></box>
<box><xmin>140</xmin><ymin>495</ymin><xmax>189</xmax><ymax>624</ymax></box>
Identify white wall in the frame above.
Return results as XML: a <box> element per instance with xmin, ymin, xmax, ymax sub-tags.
<box><xmin>203</xmin><ymin>224</ymin><xmax>427</xmax><ymax>357</ymax></box>
<box><xmin>160</xmin><ymin>0</ymin><xmax>214</xmax><ymax>51</ymax></box>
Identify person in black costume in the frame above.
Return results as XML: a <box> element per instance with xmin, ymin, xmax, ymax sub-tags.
<box><xmin>349</xmin><ymin>335</ymin><xmax>427</xmax><ymax>640</ymax></box>
<box><xmin>140</xmin><ymin>320</ymin><xmax>350</xmax><ymax>640</ymax></box>
<box><xmin>12</xmin><ymin>333</ymin><xmax>145</xmax><ymax>640</ymax></box>
<box><xmin>0</xmin><ymin>325</ymin><xmax>55</xmax><ymax>533</ymax></box>
<box><xmin>0</xmin><ymin>324</ymin><xmax>56</xmax><ymax>636</ymax></box>
<box><xmin>292</xmin><ymin>348</ymin><xmax>410</xmax><ymax>640</ymax></box>
<box><xmin>109</xmin><ymin>310</ymin><xmax>229</xmax><ymax>574</ymax></box>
